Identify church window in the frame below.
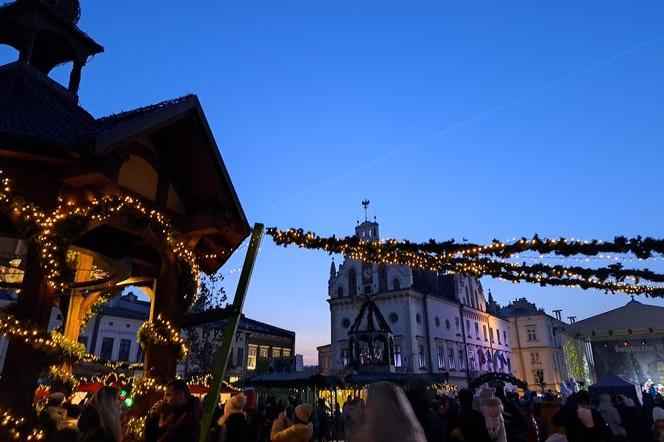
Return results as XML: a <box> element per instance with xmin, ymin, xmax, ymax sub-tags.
<box><xmin>342</xmin><ymin>318</ymin><xmax>351</xmax><ymax>328</ymax></box>
<box><xmin>393</xmin><ymin>278</ymin><xmax>400</xmax><ymax>290</ymax></box>
<box><xmin>416</xmin><ymin>313</ymin><xmax>422</xmax><ymax>324</ymax></box>
<box><xmin>349</xmin><ymin>269</ymin><xmax>357</xmax><ymax>296</ymax></box>
<box><xmin>337</xmin><ymin>287</ymin><xmax>344</xmax><ymax>298</ymax></box>
<box><xmin>389</xmin><ymin>313</ymin><xmax>398</xmax><ymax>324</ymax></box>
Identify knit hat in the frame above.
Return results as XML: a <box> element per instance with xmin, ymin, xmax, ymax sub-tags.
<box><xmin>653</xmin><ymin>406</ymin><xmax>664</xmax><ymax>422</ymax></box>
<box><xmin>294</xmin><ymin>403</ymin><xmax>313</xmax><ymax>422</ymax></box>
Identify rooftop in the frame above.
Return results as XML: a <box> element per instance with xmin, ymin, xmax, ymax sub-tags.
<box><xmin>568</xmin><ymin>298</ymin><xmax>664</xmax><ymax>337</ymax></box>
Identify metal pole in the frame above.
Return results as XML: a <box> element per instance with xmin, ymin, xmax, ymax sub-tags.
<box><xmin>199</xmin><ymin>223</ymin><xmax>264</xmax><ymax>442</ymax></box>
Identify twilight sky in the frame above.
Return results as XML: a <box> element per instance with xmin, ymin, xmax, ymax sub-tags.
<box><xmin>9</xmin><ymin>0</ymin><xmax>664</xmax><ymax>363</ymax></box>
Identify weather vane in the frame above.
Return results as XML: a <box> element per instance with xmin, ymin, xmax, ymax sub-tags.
<box><xmin>361</xmin><ymin>199</ymin><xmax>370</xmax><ymax>222</ymax></box>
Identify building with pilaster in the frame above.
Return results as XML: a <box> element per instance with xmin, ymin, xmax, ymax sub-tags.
<box><xmin>320</xmin><ymin>216</ymin><xmax>513</xmax><ymax>387</ymax></box>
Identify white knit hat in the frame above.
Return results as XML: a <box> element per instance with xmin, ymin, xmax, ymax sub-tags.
<box><xmin>653</xmin><ymin>406</ymin><xmax>664</xmax><ymax>422</ymax></box>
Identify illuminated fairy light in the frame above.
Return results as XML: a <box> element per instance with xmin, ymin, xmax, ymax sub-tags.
<box><xmin>0</xmin><ymin>409</ymin><xmax>45</xmax><ymax>441</ymax></box>
<box><xmin>267</xmin><ymin>227</ymin><xmax>664</xmax><ymax>297</ymax></box>
<box><xmin>137</xmin><ymin>315</ymin><xmax>188</xmax><ymax>361</ymax></box>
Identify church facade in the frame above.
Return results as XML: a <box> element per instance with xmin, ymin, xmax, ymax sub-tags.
<box><xmin>322</xmin><ymin>219</ymin><xmax>514</xmax><ymax>387</ymax></box>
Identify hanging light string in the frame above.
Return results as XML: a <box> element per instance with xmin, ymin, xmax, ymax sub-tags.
<box><xmin>137</xmin><ymin>314</ymin><xmax>189</xmax><ymax>361</ymax></box>
<box><xmin>0</xmin><ymin>409</ymin><xmax>45</xmax><ymax>441</ymax></box>
<box><xmin>267</xmin><ymin>228</ymin><xmax>664</xmax><ymax>297</ymax></box>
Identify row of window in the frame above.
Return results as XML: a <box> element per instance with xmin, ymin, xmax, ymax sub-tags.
<box><xmin>246</xmin><ymin>345</ymin><xmax>291</xmax><ymax>370</ymax></box>
<box><xmin>337</xmin><ymin>272</ymin><xmax>401</xmax><ymax>298</ymax></box>
<box><xmin>80</xmin><ymin>336</ymin><xmax>140</xmax><ymax>363</ymax></box>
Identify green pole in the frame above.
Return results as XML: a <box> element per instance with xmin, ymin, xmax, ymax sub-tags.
<box><xmin>199</xmin><ymin>223</ymin><xmax>264</xmax><ymax>442</ymax></box>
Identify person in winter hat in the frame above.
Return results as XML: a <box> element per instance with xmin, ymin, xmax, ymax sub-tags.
<box><xmin>218</xmin><ymin>393</ymin><xmax>248</xmax><ymax>442</ymax></box>
<box><xmin>652</xmin><ymin>407</ymin><xmax>664</xmax><ymax>442</ymax></box>
<box><xmin>481</xmin><ymin>396</ymin><xmax>507</xmax><ymax>442</ymax></box>
<box><xmin>270</xmin><ymin>403</ymin><xmax>314</xmax><ymax>442</ymax></box>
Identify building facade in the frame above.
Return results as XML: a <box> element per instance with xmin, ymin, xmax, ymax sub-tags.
<box><xmin>76</xmin><ymin>293</ymin><xmax>295</xmax><ymax>380</ymax></box>
<box><xmin>322</xmin><ymin>219</ymin><xmax>513</xmax><ymax>387</ymax></box>
<box><xmin>500</xmin><ymin>298</ymin><xmax>592</xmax><ymax>391</ymax></box>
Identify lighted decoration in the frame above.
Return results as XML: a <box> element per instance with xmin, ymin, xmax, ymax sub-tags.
<box><xmin>38</xmin><ymin>195</ymin><xmax>201</xmax><ymax>304</ymax></box>
<box><xmin>131</xmin><ymin>375</ymin><xmax>166</xmax><ymax>399</ymax></box>
<box><xmin>47</xmin><ymin>365</ymin><xmax>80</xmax><ymax>389</ymax></box>
<box><xmin>137</xmin><ymin>314</ymin><xmax>188</xmax><ymax>361</ymax></box>
<box><xmin>267</xmin><ymin>228</ymin><xmax>664</xmax><ymax>297</ymax></box>
<box><xmin>0</xmin><ymin>409</ymin><xmax>45</xmax><ymax>441</ymax></box>
<box><xmin>125</xmin><ymin>415</ymin><xmax>147</xmax><ymax>441</ymax></box>
<box><xmin>79</xmin><ymin>293</ymin><xmax>111</xmax><ymax>330</ymax></box>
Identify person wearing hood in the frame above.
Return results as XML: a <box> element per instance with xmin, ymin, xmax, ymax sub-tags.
<box><xmin>270</xmin><ymin>403</ymin><xmax>314</xmax><ymax>442</ymax></box>
<box><xmin>218</xmin><ymin>393</ymin><xmax>249</xmax><ymax>442</ymax></box>
<box><xmin>481</xmin><ymin>396</ymin><xmax>507</xmax><ymax>442</ymax></box>
<box><xmin>597</xmin><ymin>394</ymin><xmax>627</xmax><ymax>439</ymax></box>
<box><xmin>146</xmin><ymin>379</ymin><xmax>202</xmax><ymax>442</ymax></box>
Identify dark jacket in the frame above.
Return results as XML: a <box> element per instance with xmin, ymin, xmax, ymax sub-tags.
<box><xmin>146</xmin><ymin>396</ymin><xmax>202</xmax><ymax>442</ymax></box>
<box><xmin>553</xmin><ymin>403</ymin><xmax>609</xmax><ymax>442</ymax></box>
<box><xmin>219</xmin><ymin>412</ymin><xmax>249</xmax><ymax>442</ymax></box>
<box><xmin>77</xmin><ymin>406</ymin><xmax>117</xmax><ymax>442</ymax></box>
<box><xmin>408</xmin><ymin>395</ymin><xmax>447</xmax><ymax>442</ymax></box>
<box><xmin>459</xmin><ymin>405</ymin><xmax>492</xmax><ymax>442</ymax></box>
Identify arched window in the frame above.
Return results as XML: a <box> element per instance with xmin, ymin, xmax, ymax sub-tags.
<box><xmin>349</xmin><ymin>269</ymin><xmax>357</xmax><ymax>297</ymax></box>
<box><xmin>392</xmin><ymin>278</ymin><xmax>400</xmax><ymax>290</ymax></box>
<box><xmin>337</xmin><ymin>287</ymin><xmax>344</xmax><ymax>298</ymax></box>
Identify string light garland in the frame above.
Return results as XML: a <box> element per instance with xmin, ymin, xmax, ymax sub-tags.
<box><xmin>79</xmin><ymin>293</ymin><xmax>111</xmax><ymax>330</ymax></box>
<box><xmin>131</xmin><ymin>375</ymin><xmax>167</xmax><ymax>399</ymax></box>
<box><xmin>47</xmin><ymin>365</ymin><xmax>80</xmax><ymax>389</ymax></box>
<box><xmin>137</xmin><ymin>315</ymin><xmax>188</xmax><ymax>361</ymax></box>
<box><xmin>267</xmin><ymin>228</ymin><xmax>664</xmax><ymax>297</ymax></box>
<box><xmin>0</xmin><ymin>409</ymin><xmax>45</xmax><ymax>441</ymax></box>
<box><xmin>125</xmin><ymin>416</ymin><xmax>147</xmax><ymax>441</ymax></box>
<box><xmin>39</xmin><ymin>195</ymin><xmax>201</xmax><ymax>304</ymax></box>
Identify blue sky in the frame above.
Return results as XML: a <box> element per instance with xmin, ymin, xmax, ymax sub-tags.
<box><xmin>16</xmin><ymin>1</ymin><xmax>664</xmax><ymax>363</ymax></box>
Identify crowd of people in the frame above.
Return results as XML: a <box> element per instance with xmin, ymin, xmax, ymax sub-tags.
<box><xmin>31</xmin><ymin>376</ymin><xmax>664</xmax><ymax>442</ymax></box>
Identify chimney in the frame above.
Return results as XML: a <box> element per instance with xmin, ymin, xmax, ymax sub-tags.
<box><xmin>552</xmin><ymin>309</ymin><xmax>562</xmax><ymax>321</ymax></box>
<box><xmin>567</xmin><ymin>316</ymin><xmax>576</xmax><ymax>324</ymax></box>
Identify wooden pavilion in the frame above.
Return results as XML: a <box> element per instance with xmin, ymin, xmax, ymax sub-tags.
<box><xmin>0</xmin><ymin>0</ymin><xmax>249</xmax><ymax>415</ymax></box>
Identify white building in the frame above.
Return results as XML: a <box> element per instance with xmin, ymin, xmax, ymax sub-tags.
<box><xmin>500</xmin><ymin>298</ymin><xmax>590</xmax><ymax>391</ymax></box>
<box><xmin>322</xmin><ymin>219</ymin><xmax>513</xmax><ymax>387</ymax></box>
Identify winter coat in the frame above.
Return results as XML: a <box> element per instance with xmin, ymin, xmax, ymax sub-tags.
<box><xmin>597</xmin><ymin>401</ymin><xmax>626</xmax><ymax>437</ymax></box>
<box><xmin>270</xmin><ymin>420</ymin><xmax>314</xmax><ymax>442</ymax></box>
<box><xmin>146</xmin><ymin>396</ymin><xmax>202</xmax><ymax>442</ymax></box>
<box><xmin>219</xmin><ymin>411</ymin><xmax>248</xmax><ymax>442</ymax></box>
<box><xmin>538</xmin><ymin>401</ymin><xmax>565</xmax><ymax>439</ymax></box>
<box><xmin>77</xmin><ymin>406</ymin><xmax>117</xmax><ymax>442</ymax></box>
<box><xmin>553</xmin><ymin>403</ymin><xmax>609</xmax><ymax>442</ymax></box>
<box><xmin>459</xmin><ymin>405</ymin><xmax>492</xmax><ymax>442</ymax></box>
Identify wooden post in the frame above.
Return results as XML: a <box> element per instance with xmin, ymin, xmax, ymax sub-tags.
<box><xmin>199</xmin><ymin>223</ymin><xmax>264</xmax><ymax>442</ymax></box>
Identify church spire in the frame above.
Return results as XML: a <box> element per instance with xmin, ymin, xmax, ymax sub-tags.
<box><xmin>330</xmin><ymin>258</ymin><xmax>337</xmax><ymax>279</ymax></box>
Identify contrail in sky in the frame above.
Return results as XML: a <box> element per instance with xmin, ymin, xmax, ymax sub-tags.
<box><xmin>267</xmin><ymin>35</ymin><xmax>662</xmax><ymax>212</ymax></box>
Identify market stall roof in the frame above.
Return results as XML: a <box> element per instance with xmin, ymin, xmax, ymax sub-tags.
<box><xmin>244</xmin><ymin>371</ymin><xmax>450</xmax><ymax>388</ymax></box>
<box><xmin>589</xmin><ymin>374</ymin><xmax>642</xmax><ymax>405</ymax></box>
<box><xmin>568</xmin><ymin>299</ymin><xmax>664</xmax><ymax>338</ymax></box>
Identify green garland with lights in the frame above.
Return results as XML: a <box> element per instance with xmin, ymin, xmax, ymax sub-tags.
<box><xmin>267</xmin><ymin>228</ymin><xmax>664</xmax><ymax>297</ymax></box>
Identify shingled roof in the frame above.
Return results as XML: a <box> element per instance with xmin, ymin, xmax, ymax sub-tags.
<box><xmin>0</xmin><ymin>61</ymin><xmax>197</xmax><ymax>154</ymax></box>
